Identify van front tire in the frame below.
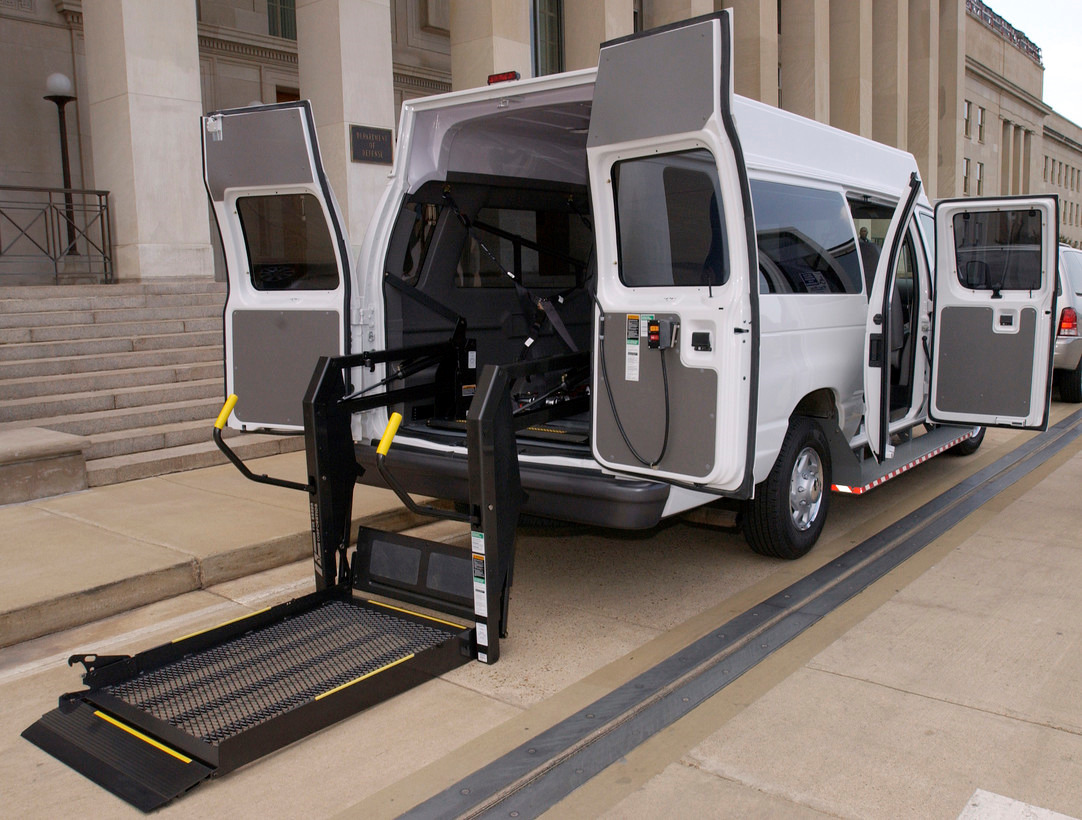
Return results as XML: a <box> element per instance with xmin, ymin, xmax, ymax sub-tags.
<box><xmin>744</xmin><ymin>416</ymin><xmax>831</xmax><ymax>560</ymax></box>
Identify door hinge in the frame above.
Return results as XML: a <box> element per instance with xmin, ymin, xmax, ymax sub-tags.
<box><xmin>205</xmin><ymin>114</ymin><xmax>223</xmax><ymax>142</ymax></box>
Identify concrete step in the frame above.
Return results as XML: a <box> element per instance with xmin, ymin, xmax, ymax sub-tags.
<box><xmin>0</xmin><ymin>378</ymin><xmax>222</xmax><ymax>423</ymax></box>
<box><xmin>0</xmin><ymin>345</ymin><xmax>222</xmax><ymax>380</ymax></box>
<box><xmin>0</xmin><ymin>329</ymin><xmax>222</xmax><ymax>361</ymax></box>
<box><xmin>0</xmin><ymin>316</ymin><xmax>220</xmax><ymax>344</ymax></box>
<box><xmin>0</xmin><ymin>396</ymin><xmax>225</xmax><ymax>436</ymax></box>
<box><xmin>0</xmin><ymin>279</ymin><xmax>225</xmax><ymax>298</ymax></box>
<box><xmin>83</xmin><ymin>418</ymin><xmax>242</xmax><ymax>460</ymax></box>
<box><xmin>2</xmin><ymin>361</ymin><xmax>222</xmax><ymax>400</ymax></box>
<box><xmin>0</xmin><ymin>290</ymin><xmax>225</xmax><ymax>314</ymax></box>
<box><xmin>86</xmin><ymin>433</ymin><xmax>305</xmax><ymax>486</ymax></box>
<box><xmin>0</xmin><ymin>302</ymin><xmax>222</xmax><ymax>328</ymax></box>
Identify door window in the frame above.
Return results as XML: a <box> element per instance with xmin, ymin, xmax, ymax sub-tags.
<box><xmin>612</xmin><ymin>149</ymin><xmax>727</xmax><ymax>288</ymax></box>
<box><xmin>236</xmin><ymin>193</ymin><xmax>340</xmax><ymax>291</ymax></box>
<box><xmin>953</xmin><ymin>209</ymin><xmax>1044</xmax><ymax>291</ymax></box>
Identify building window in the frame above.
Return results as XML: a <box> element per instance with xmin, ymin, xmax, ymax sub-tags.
<box><xmin>532</xmin><ymin>0</ymin><xmax>564</xmax><ymax>77</ymax></box>
<box><xmin>963</xmin><ymin>100</ymin><xmax>972</xmax><ymax>138</ymax></box>
<box><xmin>963</xmin><ymin>157</ymin><xmax>971</xmax><ymax>194</ymax></box>
<box><xmin>633</xmin><ymin>0</ymin><xmax>644</xmax><ymax>33</ymax></box>
<box><xmin>268</xmin><ymin>0</ymin><xmax>296</xmax><ymax>40</ymax></box>
<box><xmin>977</xmin><ymin>106</ymin><xmax>985</xmax><ymax>142</ymax></box>
<box><xmin>976</xmin><ymin>162</ymin><xmax>984</xmax><ymax>196</ymax></box>
<box><xmin>1044</xmin><ymin>156</ymin><xmax>1050</xmax><ymax>182</ymax></box>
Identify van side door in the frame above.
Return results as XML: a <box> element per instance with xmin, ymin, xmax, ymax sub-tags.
<box><xmin>863</xmin><ymin>173</ymin><xmax>923</xmax><ymax>461</ymax></box>
<box><xmin>929</xmin><ymin>196</ymin><xmax>1058</xmax><ymax>429</ymax></box>
<box><xmin>203</xmin><ymin>101</ymin><xmax>351</xmax><ymax>431</ymax></box>
<box><xmin>587</xmin><ymin>12</ymin><xmax>758</xmax><ymax>495</ymax></box>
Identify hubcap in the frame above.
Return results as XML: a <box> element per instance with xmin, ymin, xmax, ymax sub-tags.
<box><xmin>789</xmin><ymin>446</ymin><xmax>823</xmax><ymax>532</ymax></box>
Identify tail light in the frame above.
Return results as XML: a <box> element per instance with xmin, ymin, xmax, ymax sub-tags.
<box><xmin>1059</xmin><ymin>307</ymin><xmax>1078</xmax><ymax>337</ymax></box>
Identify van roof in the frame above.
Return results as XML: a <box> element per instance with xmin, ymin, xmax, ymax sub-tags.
<box><xmin>401</xmin><ymin>67</ymin><xmax>927</xmax><ymax>207</ymax></box>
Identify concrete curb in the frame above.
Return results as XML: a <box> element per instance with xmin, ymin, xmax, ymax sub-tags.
<box><xmin>0</xmin><ymin>502</ymin><xmax>436</xmax><ymax>649</ymax></box>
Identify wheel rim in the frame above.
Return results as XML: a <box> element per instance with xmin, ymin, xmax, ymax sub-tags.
<box><xmin>789</xmin><ymin>446</ymin><xmax>824</xmax><ymax>532</ymax></box>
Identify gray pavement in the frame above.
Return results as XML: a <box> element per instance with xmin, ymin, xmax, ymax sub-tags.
<box><xmin>2</xmin><ymin>415</ymin><xmax>1082</xmax><ymax>818</ymax></box>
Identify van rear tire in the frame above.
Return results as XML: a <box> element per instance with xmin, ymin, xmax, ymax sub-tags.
<box><xmin>947</xmin><ymin>425</ymin><xmax>985</xmax><ymax>456</ymax></box>
<box><xmin>744</xmin><ymin>416</ymin><xmax>831</xmax><ymax>560</ymax></box>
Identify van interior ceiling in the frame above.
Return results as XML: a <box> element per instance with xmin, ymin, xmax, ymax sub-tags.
<box><xmin>380</xmin><ymin>98</ymin><xmax>597</xmax><ymax>450</ymax></box>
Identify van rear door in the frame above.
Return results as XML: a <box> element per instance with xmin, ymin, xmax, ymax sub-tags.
<box><xmin>587</xmin><ymin>12</ymin><xmax>758</xmax><ymax>495</ymax></box>
<box><xmin>203</xmin><ymin>101</ymin><xmax>351</xmax><ymax>431</ymax></box>
<box><xmin>928</xmin><ymin>196</ymin><xmax>1058</xmax><ymax>429</ymax></box>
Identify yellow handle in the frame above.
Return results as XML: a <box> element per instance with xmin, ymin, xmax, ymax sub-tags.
<box><xmin>215</xmin><ymin>394</ymin><xmax>239</xmax><ymax>430</ymax></box>
<box><xmin>377</xmin><ymin>412</ymin><xmax>403</xmax><ymax>456</ymax></box>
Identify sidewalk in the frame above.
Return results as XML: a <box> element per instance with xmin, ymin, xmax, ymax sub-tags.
<box><xmin>0</xmin><ymin>450</ymin><xmax>424</xmax><ymax>648</ymax></box>
<box><xmin>4</xmin><ymin>420</ymin><xmax>1082</xmax><ymax>816</ymax></box>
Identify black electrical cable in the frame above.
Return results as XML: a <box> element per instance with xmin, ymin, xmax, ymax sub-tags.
<box><xmin>592</xmin><ymin>293</ymin><xmax>671</xmax><ymax>468</ymax></box>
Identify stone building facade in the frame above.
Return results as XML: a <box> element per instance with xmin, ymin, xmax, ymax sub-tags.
<box><xmin>2</xmin><ymin>0</ymin><xmax>1080</xmax><ymax>282</ymax></box>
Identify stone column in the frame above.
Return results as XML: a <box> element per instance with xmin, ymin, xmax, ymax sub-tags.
<box><xmin>907</xmin><ymin>0</ymin><xmax>939</xmax><ymax>195</ymax></box>
<box><xmin>936</xmin><ymin>0</ymin><xmax>965</xmax><ymax>198</ymax></box>
<box><xmin>449</xmin><ymin>2</ymin><xmax>531</xmax><ymax>91</ymax></box>
<box><xmin>564</xmin><ymin>0</ymin><xmax>634</xmax><ymax>71</ymax></box>
<box><xmin>1000</xmin><ymin>119</ymin><xmax>1014</xmax><ymax>195</ymax></box>
<box><xmin>644</xmin><ymin>0</ymin><xmax>715</xmax><ymax>28</ymax></box>
<box><xmin>725</xmin><ymin>0</ymin><xmax>779</xmax><ymax>106</ymax></box>
<box><xmin>296</xmin><ymin>0</ymin><xmax>395</xmax><ymax>249</ymax></box>
<box><xmin>779</xmin><ymin>0</ymin><xmax>830</xmax><ymax>124</ymax></box>
<box><xmin>1022</xmin><ymin>129</ymin><xmax>1033</xmax><ymax>194</ymax></box>
<box><xmin>1012</xmin><ymin>124</ymin><xmax>1024</xmax><ymax>194</ymax></box>
<box><xmin>81</xmin><ymin>1</ymin><xmax>212</xmax><ymax>280</ymax></box>
<box><xmin>872</xmin><ymin>0</ymin><xmax>908</xmax><ymax>149</ymax></box>
<box><xmin>829</xmin><ymin>0</ymin><xmax>873</xmax><ymax>137</ymax></box>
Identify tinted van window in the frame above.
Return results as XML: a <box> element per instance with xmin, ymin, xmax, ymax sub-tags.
<box><xmin>236</xmin><ymin>194</ymin><xmax>339</xmax><ymax>291</ymax></box>
<box><xmin>613</xmin><ymin>149</ymin><xmax>727</xmax><ymax>288</ymax></box>
<box><xmin>753</xmin><ymin>181</ymin><xmax>862</xmax><ymax>295</ymax></box>
<box><xmin>953</xmin><ymin>208</ymin><xmax>1043</xmax><ymax>291</ymax></box>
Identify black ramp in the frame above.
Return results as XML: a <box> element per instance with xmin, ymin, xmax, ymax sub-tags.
<box><xmin>24</xmin><ymin>593</ymin><xmax>471</xmax><ymax>812</ymax></box>
<box><xmin>22</xmin><ymin>701</ymin><xmax>213</xmax><ymax>812</ymax></box>
<box><xmin>98</xmin><ymin>599</ymin><xmax>452</xmax><ymax>749</ymax></box>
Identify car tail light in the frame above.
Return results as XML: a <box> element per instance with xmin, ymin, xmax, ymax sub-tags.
<box><xmin>1059</xmin><ymin>307</ymin><xmax>1078</xmax><ymax>337</ymax></box>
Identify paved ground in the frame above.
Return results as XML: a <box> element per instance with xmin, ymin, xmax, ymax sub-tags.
<box><xmin>3</xmin><ymin>408</ymin><xmax>1082</xmax><ymax>818</ymax></box>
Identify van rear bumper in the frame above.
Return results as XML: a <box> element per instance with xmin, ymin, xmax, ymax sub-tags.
<box><xmin>1054</xmin><ymin>335</ymin><xmax>1082</xmax><ymax>372</ymax></box>
<box><xmin>353</xmin><ymin>442</ymin><xmax>671</xmax><ymax>529</ymax></box>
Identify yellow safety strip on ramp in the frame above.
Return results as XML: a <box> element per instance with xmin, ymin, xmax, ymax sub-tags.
<box><xmin>171</xmin><ymin>607</ymin><xmax>271</xmax><ymax>643</ymax></box>
<box><xmin>93</xmin><ymin>711</ymin><xmax>192</xmax><ymax>764</ymax></box>
<box><xmin>365</xmin><ymin>599</ymin><xmax>466</xmax><ymax>629</ymax></box>
<box><xmin>315</xmin><ymin>654</ymin><xmax>416</xmax><ymax>701</ymax></box>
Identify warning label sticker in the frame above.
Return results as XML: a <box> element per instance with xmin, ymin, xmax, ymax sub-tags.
<box><xmin>472</xmin><ymin>531</ymin><xmax>487</xmax><ymax>617</ymax></box>
<box><xmin>625</xmin><ymin>314</ymin><xmax>640</xmax><ymax>382</ymax></box>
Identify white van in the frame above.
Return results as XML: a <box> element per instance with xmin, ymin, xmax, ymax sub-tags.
<box><xmin>203</xmin><ymin>13</ymin><xmax>1058</xmax><ymax>559</ymax></box>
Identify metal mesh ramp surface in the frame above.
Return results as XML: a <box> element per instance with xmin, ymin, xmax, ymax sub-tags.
<box><xmin>23</xmin><ymin>592</ymin><xmax>471</xmax><ymax>812</ymax></box>
<box><xmin>103</xmin><ymin>599</ymin><xmax>452</xmax><ymax>746</ymax></box>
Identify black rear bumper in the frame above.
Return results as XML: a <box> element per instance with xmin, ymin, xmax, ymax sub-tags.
<box><xmin>354</xmin><ymin>441</ymin><xmax>671</xmax><ymax>529</ymax></box>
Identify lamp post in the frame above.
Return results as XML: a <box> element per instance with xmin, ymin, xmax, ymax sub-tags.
<box><xmin>44</xmin><ymin>72</ymin><xmax>77</xmax><ymax>255</ymax></box>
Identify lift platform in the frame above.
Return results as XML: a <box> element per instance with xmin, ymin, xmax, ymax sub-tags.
<box><xmin>22</xmin><ymin>333</ymin><xmax>588</xmax><ymax>811</ymax></box>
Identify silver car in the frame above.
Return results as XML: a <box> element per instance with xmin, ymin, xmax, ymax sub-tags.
<box><xmin>1055</xmin><ymin>245</ymin><xmax>1082</xmax><ymax>402</ymax></box>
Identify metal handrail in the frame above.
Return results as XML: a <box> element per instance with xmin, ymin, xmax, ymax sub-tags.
<box><xmin>0</xmin><ymin>185</ymin><xmax>113</xmax><ymax>284</ymax></box>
